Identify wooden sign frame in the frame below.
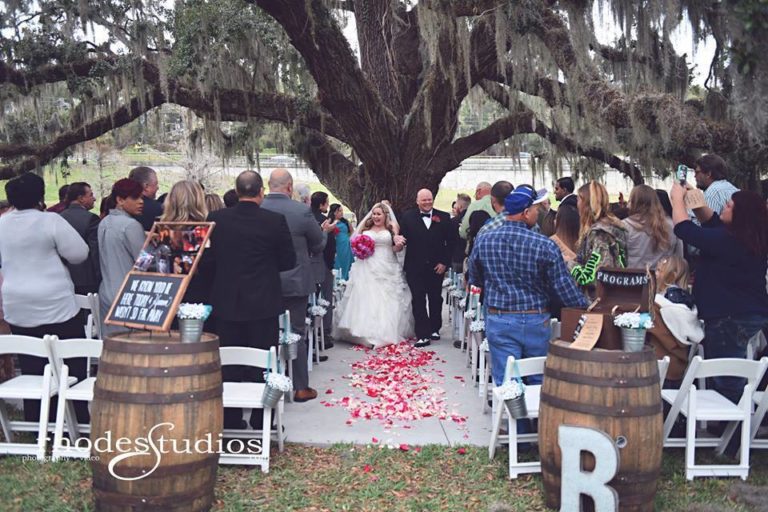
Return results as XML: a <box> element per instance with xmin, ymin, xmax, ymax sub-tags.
<box><xmin>105</xmin><ymin>221</ymin><xmax>215</xmax><ymax>332</ymax></box>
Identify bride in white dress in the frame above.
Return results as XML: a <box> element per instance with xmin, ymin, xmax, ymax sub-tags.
<box><xmin>333</xmin><ymin>202</ymin><xmax>415</xmax><ymax>348</ymax></box>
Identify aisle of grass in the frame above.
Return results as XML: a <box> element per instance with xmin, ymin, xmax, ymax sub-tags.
<box><xmin>1</xmin><ymin>445</ymin><xmax>766</xmax><ymax>511</ymax></box>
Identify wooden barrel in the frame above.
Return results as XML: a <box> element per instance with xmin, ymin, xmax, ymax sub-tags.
<box><xmin>90</xmin><ymin>332</ymin><xmax>223</xmax><ymax>512</ymax></box>
<box><xmin>538</xmin><ymin>341</ymin><xmax>662</xmax><ymax>512</ymax></box>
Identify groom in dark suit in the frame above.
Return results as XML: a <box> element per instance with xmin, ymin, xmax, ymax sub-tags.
<box><xmin>399</xmin><ymin>189</ymin><xmax>455</xmax><ymax>347</ymax></box>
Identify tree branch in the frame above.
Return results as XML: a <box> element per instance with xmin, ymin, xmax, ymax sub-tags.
<box><xmin>250</xmin><ymin>0</ymin><xmax>399</xmax><ymax>164</ymax></box>
<box><xmin>421</xmin><ymin>0</ymin><xmax>508</xmax><ymax>17</ymax></box>
<box><xmin>433</xmin><ymin>106</ymin><xmax>644</xmax><ymax>183</ymax></box>
<box><xmin>0</xmin><ymin>88</ymin><xmax>166</xmax><ymax>179</ymax></box>
<box><xmin>526</xmin><ymin>2</ymin><xmax>739</xmax><ymax>158</ymax></box>
<box><xmin>290</xmin><ymin>127</ymin><xmax>364</xmax><ymax>211</ymax></box>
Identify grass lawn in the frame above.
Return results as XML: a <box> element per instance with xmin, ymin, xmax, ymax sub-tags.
<box><xmin>1</xmin><ymin>445</ymin><xmax>767</xmax><ymax>511</ymax></box>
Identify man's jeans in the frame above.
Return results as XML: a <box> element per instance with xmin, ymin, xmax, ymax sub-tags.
<box><xmin>704</xmin><ymin>313</ymin><xmax>768</xmax><ymax>404</ymax></box>
<box><xmin>485</xmin><ymin>311</ymin><xmax>550</xmax><ymax>386</ymax></box>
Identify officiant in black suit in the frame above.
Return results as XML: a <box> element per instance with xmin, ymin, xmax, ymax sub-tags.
<box><xmin>399</xmin><ymin>189</ymin><xmax>455</xmax><ymax>347</ymax></box>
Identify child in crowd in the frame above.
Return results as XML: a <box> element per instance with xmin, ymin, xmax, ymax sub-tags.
<box><xmin>647</xmin><ymin>255</ymin><xmax>704</xmax><ymax>384</ymax></box>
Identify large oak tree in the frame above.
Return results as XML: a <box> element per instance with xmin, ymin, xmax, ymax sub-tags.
<box><xmin>1</xmin><ymin>0</ymin><xmax>766</xmax><ymax>213</ymax></box>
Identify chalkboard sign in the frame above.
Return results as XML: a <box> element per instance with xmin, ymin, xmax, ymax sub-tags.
<box><xmin>105</xmin><ymin>221</ymin><xmax>215</xmax><ymax>332</ymax></box>
<box><xmin>106</xmin><ymin>272</ymin><xmax>186</xmax><ymax>330</ymax></box>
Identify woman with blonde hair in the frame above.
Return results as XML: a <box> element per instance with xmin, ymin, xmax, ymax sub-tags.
<box><xmin>622</xmin><ymin>184</ymin><xmax>682</xmax><ymax>268</ymax></box>
<box><xmin>333</xmin><ymin>202</ymin><xmax>413</xmax><ymax>347</ymax></box>
<box><xmin>204</xmin><ymin>193</ymin><xmax>225</xmax><ymax>214</ymax></box>
<box><xmin>160</xmin><ymin>180</ymin><xmax>208</xmax><ymax>223</ymax></box>
<box><xmin>570</xmin><ymin>181</ymin><xmax>628</xmax><ymax>286</ymax></box>
<box><xmin>647</xmin><ymin>255</ymin><xmax>703</xmax><ymax>383</ymax></box>
<box><xmin>159</xmin><ymin>180</ymin><xmax>211</xmax><ymax>324</ymax></box>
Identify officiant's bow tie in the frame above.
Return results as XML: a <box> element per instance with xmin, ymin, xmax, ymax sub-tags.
<box><xmin>420</xmin><ymin>212</ymin><xmax>432</xmax><ymax>217</ymax></box>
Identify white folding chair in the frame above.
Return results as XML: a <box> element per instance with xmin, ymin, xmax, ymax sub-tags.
<box><xmin>47</xmin><ymin>336</ymin><xmax>103</xmax><ymax>460</ymax></box>
<box><xmin>310</xmin><ymin>292</ymin><xmax>326</xmax><ymax>353</ymax></box>
<box><xmin>550</xmin><ymin>319</ymin><xmax>561</xmax><ymax>341</ymax></box>
<box><xmin>488</xmin><ymin>355</ymin><xmax>545</xmax><ymax>479</ymax></box>
<box><xmin>0</xmin><ymin>335</ymin><xmax>65</xmax><ymax>460</ymax></box>
<box><xmin>74</xmin><ymin>293</ymin><xmax>101</xmax><ymax>340</ymax></box>
<box><xmin>478</xmin><ymin>338</ymin><xmax>492</xmax><ymax>410</ymax></box>
<box><xmin>468</xmin><ymin>310</ymin><xmax>484</xmax><ymax>386</ymax></box>
<box><xmin>219</xmin><ymin>346</ymin><xmax>283</xmax><ymax>472</ymax></box>
<box><xmin>661</xmin><ymin>356</ymin><xmax>768</xmax><ymax>480</ymax></box>
<box><xmin>277</xmin><ymin>311</ymin><xmax>294</xmax><ymax>403</ymax></box>
<box><xmin>658</xmin><ymin>356</ymin><xmax>670</xmax><ymax>387</ymax></box>
<box><xmin>751</xmin><ymin>386</ymin><xmax>768</xmax><ymax>449</ymax></box>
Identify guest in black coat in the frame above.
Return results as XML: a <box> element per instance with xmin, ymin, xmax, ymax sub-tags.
<box><xmin>60</xmin><ymin>182</ymin><xmax>101</xmax><ymax>295</ymax></box>
<box><xmin>206</xmin><ymin>171</ymin><xmax>296</xmax><ymax>428</ymax></box>
<box><xmin>311</xmin><ymin>191</ymin><xmax>336</xmax><ymax>341</ymax></box>
<box><xmin>399</xmin><ymin>189</ymin><xmax>455</xmax><ymax>347</ymax></box>
<box><xmin>555</xmin><ymin>176</ymin><xmax>577</xmax><ymax>209</ymax></box>
<box><xmin>450</xmin><ymin>194</ymin><xmax>471</xmax><ymax>273</ymax></box>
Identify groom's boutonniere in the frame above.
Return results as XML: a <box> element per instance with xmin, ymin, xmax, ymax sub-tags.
<box><xmin>431</xmin><ymin>214</ymin><xmax>441</xmax><ymax>223</ymax></box>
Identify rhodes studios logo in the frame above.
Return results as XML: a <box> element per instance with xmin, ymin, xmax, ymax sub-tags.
<box><xmin>58</xmin><ymin>422</ymin><xmax>261</xmax><ymax>481</ymax></box>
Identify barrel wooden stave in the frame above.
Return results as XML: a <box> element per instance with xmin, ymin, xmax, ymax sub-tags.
<box><xmin>538</xmin><ymin>341</ymin><xmax>662</xmax><ymax>512</ymax></box>
<box><xmin>90</xmin><ymin>332</ymin><xmax>223</xmax><ymax>512</ymax></box>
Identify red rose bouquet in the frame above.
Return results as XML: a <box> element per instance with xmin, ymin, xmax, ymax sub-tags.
<box><xmin>350</xmin><ymin>234</ymin><xmax>375</xmax><ymax>260</ymax></box>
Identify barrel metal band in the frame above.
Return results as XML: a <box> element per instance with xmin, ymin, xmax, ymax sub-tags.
<box><xmin>544</xmin><ymin>367</ymin><xmax>659</xmax><ymax>387</ymax></box>
<box><xmin>98</xmin><ymin>360</ymin><xmax>220</xmax><ymax>377</ymax></box>
<box><xmin>93</xmin><ymin>482</ymin><xmax>214</xmax><ymax>508</ymax></box>
<box><xmin>94</xmin><ymin>384</ymin><xmax>223</xmax><ymax>404</ymax></box>
<box><xmin>548</xmin><ymin>341</ymin><xmax>653</xmax><ymax>363</ymax></box>
<box><xmin>540</xmin><ymin>459</ymin><xmax>659</xmax><ymax>485</ymax></box>
<box><xmin>92</xmin><ymin>456</ymin><xmax>218</xmax><ymax>479</ymax></box>
<box><xmin>540</xmin><ymin>391</ymin><xmax>661</xmax><ymax>417</ymax></box>
<box><xmin>104</xmin><ymin>338</ymin><xmax>220</xmax><ymax>354</ymax></box>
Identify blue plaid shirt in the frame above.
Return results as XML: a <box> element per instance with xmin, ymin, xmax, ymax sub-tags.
<box><xmin>468</xmin><ymin>220</ymin><xmax>588</xmax><ymax>311</ymax></box>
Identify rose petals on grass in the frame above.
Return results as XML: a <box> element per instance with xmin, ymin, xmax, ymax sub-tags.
<box><xmin>323</xmin><ymin>341</ymin><xmax>468</xmax><ymax>431</ymax></box>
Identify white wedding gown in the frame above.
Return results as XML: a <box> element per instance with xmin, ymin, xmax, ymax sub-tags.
<box><xmin>333</xmin><ymin>229</ymin><xmax>414</xmax><ymax>348</ymax></box>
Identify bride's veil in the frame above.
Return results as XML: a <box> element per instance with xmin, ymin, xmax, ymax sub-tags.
<box><xmin>355</xmin><ymin>202</ymin><xmax>400</xmax><ymax>235</ymax></box>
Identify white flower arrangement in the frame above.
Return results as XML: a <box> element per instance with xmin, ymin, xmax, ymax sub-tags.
<box><xmin>265</xmin><ymin>372</ymin><xmax>293</xmax><ymax>392</ymax></box>
<box><xmin>442</xmin><ymin>278</ymin><xmax>452</xmax><ymax>288</ymax></box>
<box><xmin>464</xmin><ymin>310</ymin><xmax>475</xmax><ymax>319</ymax></box>
<box><xmin>469</xmin><ymin>320</ymin><xmax>485</xmax><ymax>332</ymax></box>
<box><xmin>281</xmin><ymin>332</ymin><xmax>301</xmax><ymax>345</ymax></box>
<box><xmin>450</xmin><ymin>290</ymin><xmax>464</xmax><ymax>299</ymax></box>
<box><xmin>310</xmin><ymin>305</ymin><xmax>328</xmax><ymax>317</ymax></box>
<box><xmin>458</xmin><ymin>298</ymin><xmax>467</xmax><ymax>309</ymax></box>
<box><xmin>176</xmin><ymin>303</ymin><xmax>212</xmax><ymax>320</ymax></box>
<box><xmin>317</xmin><ymin>298</ymin><xmax>331</xmax><ymax>307</ymax></box>
<box><xmin>613</xmin><ymin>312</ymin><xmax>654</xmax><ymax>330</ymax></box>
<box><xmin>447</xmin><ymin>284</ymin><xmax>457</xmax><ymax>292</ymax></box>
<box><xmin>497</xmin><ymin>379</ymin><xmax>525</xmax><ymax>400</ymax></box>
<box><xmin>480</xmin><ymin>338</ymin><xmax>489</xmax><ymax>351</ymax></box>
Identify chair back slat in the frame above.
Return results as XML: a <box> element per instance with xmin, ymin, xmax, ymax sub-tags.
<box><xmin>503</xmin><ymin>356</ymin><xmax>545</xmax><ymax>381</ymax></box>
<box><xmin>49</xmin><ymin>337</ymin><xmax>103</xmax><ymax>361</ymax></box>
<box><xmin>0</xmin><ymin>335</ymin><xmax>51</xmax><ymax>358</ymax></box>
<box><xmin>220</xmin><ymin>346</ymin><xmax>277</xmax><ymax>373</ymax></box>
<box><xmin>686</xmin><ymin>356</ymin><xmax>768</xmax><ymax>384</ymax></box>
